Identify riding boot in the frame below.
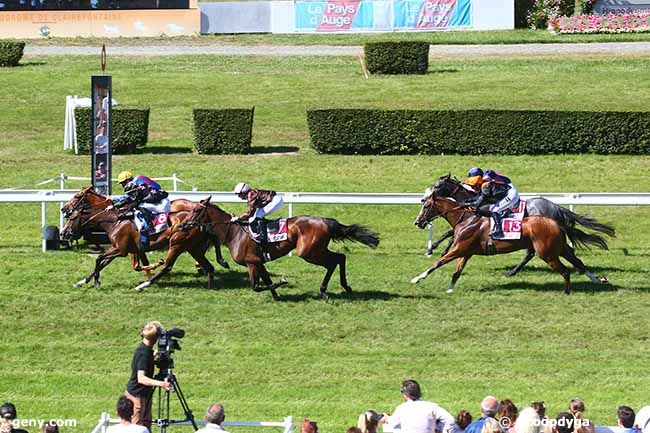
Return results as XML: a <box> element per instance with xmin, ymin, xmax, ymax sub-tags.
<box><xmin>490</xmin><ymin>212</ymin><xmax>504</xmax><ymax>239</ymax></box>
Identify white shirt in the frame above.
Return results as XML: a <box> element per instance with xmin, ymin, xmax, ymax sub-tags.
<box><xmin>106</xmin><ymin>423</ymin><xmax>149</xmax><ymax>433</ymax></box>
<box><xmin>387</xmin><ymin>399</ymin><xmax>456</xmax><ymax>433</ymax></box>
<box><xmin>196</xmin><ymin>423</ymin><xmax>231</xmax><ymax>433</ymax></box>
<box><xmin>94</xmin><ymin>134</ymin><xmax>108</xmax><ymax>153</ymax></box>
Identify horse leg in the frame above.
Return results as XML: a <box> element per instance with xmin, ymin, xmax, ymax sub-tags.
<box><xmin>506</xmin><ymin>248</ymin><xmax>535</xmax><ymax>277</ymax></box>
<box><xmin>298</xmin><ymin>249</ymin><xmax>340</xmax><ymax>300</ymax></box>
<box><xmin>92</xmin><ymin>247</ymin><xmax>125</xmax><ymax>289</ymax></box>
<box><xmin>446</xmin><ymin>256</ymin><xmax>471</xmax><ymax>294</ymax></box>
<box><xmin>427</xmin><ymin>229</ymin><xmax>453</xmax><ymax>256</ymax></box>
<box><xmin>139</xmin><ymin>252</ymin><xmax>152</xmax><ymax>279</ymax></box>
<box><xmin>561</xmin><ymin>245</ymin><xmax>609</xmax><ymax>284</ymax></box>
<box><xmin>254</xmin><ymin>264</ymin><xmax>287</xmax><ymax>301</ymax></box>
<box><xmin>212</xmin><ymin>235</ymin><xmax>230</xmax><ymax>269</ymax></box>
<box><xmin>411</xmin><ymin>246</ymin><xmax>462</xmax><ymax>284</ymax></box>
<box><xmin>188</xmin><ymin>247</ymin><xmax>216</xmax><ymax>290</ymax></box>
<box><xmin>544</xmin><ymin>256</ymin><xmax>572</xmax><ymax>294</ymax></box>
<box><xmin>440</xmin><ymin>237</ymin><xmax>454</xmax><ymax>257</ymax></box>
<box><xmin>337</xmin><ymin>252</ymin><xmax>352</xmax><ymax>293</ymax></box>
<box><xmin>135</xmin><ymin>245</ymin><xmax>184</xmax><ymax>292</ymax></box>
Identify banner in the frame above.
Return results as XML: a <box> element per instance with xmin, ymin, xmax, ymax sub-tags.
<box><xmin>295</xmin><ymin>0</ymin><xmax>471</xmax><ymax>32</ymax></box>
<box><xmin>91</xmin><ymin>75</ymin><xmax>112</xmax><ymax>196</ymax></box>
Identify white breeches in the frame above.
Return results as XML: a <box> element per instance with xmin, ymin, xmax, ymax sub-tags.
<box><xmin>139</xmin><ymin>198</ymin><xmax>171</xmax><ymax>214</ymax></box>
<box><xmin>251</xmin><ymin>195</ymin><xmax>284</xmax><ymax>221</ymax></box>
<box><xmin>490</xmin><ymin>186</ymin><xmax>520</xmax><ymax>214</ymax></box>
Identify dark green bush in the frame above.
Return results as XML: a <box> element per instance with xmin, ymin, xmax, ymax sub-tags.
<box><xmin>0</xmin><ymin>41</ymin><xmax>25</xmax><ymax>67</ymax></box>
<box><xmin>364</xmin><ymin>42</ymin><xmax>430</xmax><ymax>75</ymax></box>
<box><xmin>307</xmin><ymin>109</ymin><xmax>650</xmax><ymax>155</ymax></box>
<box><xmin>74</xmin><ymin>108</ymin><xmax>149</xmax><ymax>154</ymax></box>
<box><xmin>192</xmin><ymin>108</ymin><xmax>255</xmax><ymax>154</ymax></box>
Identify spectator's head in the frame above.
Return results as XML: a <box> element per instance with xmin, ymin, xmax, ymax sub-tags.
<box><xmin>116</xmin><ymin>396</ymin><xmax>134</xmax><ymax>422</ymax></box>
<box><xmin>482</xmin><ymin>418</ymin><xmax>502</xmax><ymax>433</ymax></box>
<box><xmin>0</xmin><ymin>404</ymin><xmax>17</xmax><ymax>421</ymax></box>
<box><xmin>554</xmin><ymin>413</ymin><xmax>574</xmax><ymax>433</ymax></box>
<box><xmin>301</xmin><ymin>419</ymin><xmax>318</xmax><ymax>433</ymax></box>
<box><xmin>456</xmin><ymin>411</ymin><xmax>473</xmax><ymax>431</ymax></box>
<box><xmin>635</xmin><ymin>406</ymin><xmax>650</xmax><ymax>433</ymax></box>
<box><xmin>531</xmin><ymin>402</ymin><xmax>546</xmax><ymax>419</ymax></box>
<box><xmin>42</xmin><ymin>421</ymin><xmax>59</xmax><ymax>433</ymax></box>
<box><xmin>498</xmin><ymin>400</ymin><xmax>518</xmax><ymax>428</ymax></box>
<box><xmin>481</xmin><ymin>396</ymin><xmax>499</xmax><ymax>418</ymax></box>
<box><xmin>514</xmin><ymin>407</ymin><xmax>541</xmax><ymax>433</ymax></box>
<box><xmin>618</xmin><ymin>406</ymin><xmax>635</xmax><ymax>429</ymax></box>
<box><xmin>348</xmin><ymin>428</ymin><xmax>363</xmax><ymax>433</ymax></box>
<box><xmin>357</xmin><ymin>410</ymin><xmax>380</xmax><ymax>433</ymax></box>
<box><xmin>569</xmin><ymin>399</ymin><xmax>585</xmax><ymax>416</ymax></box>
<box><xmin>140</xmin><ymin>321</ymin><xmax>162</xmax><ymax>344</ymax></box>
<box><xmin>401</xmin><ymin>380</ymin><xmax>421</xmax><ymax>401</ymax></box>
<box><xmin>205</xmin><ymin>403</ymin><xmax>225</xmax><ymax>425</ymax></box>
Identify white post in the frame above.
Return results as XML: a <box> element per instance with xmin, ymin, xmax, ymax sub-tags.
<box><xmin>426</xmin><ymin>224</ymin><xmax>433</xmax><ymax>256</ymax></box>
<box><xmin>173</xmin><ymin>173</ymin><xmax>178</xmax><ymax>192</ymax></box>
<box><xmin>42</xmin><ymin>201</ymin><xmax>47</xmax><ymax>252</ymax></box>
<box><xmin>59</xmin><ymin>172</ymin><xmax>65</xmax><ymax>230</ymax></box>
<box><xmin>288</xmin><ymin>201</ymin><xmax>293</xmax><ymax>256</ymax></box>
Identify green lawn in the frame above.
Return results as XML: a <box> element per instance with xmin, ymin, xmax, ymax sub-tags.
<box><xmin>1</xmin><ymin>53</ymin><xmax>649</xmax><ymax>433</ymax></box>
<box><xmin>20</xmin><ymin>29</ymin><xmax>650</xmax><ymax>46</ymax></box>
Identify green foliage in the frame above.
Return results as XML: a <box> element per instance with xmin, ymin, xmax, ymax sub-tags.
<box><xmin>307</xmin><ymin>109</ymin><xmax>650</xmax><ymax>155</ymax></box>
<box><xmin>515</xmin><ymin>0</ymin><xmax>536</xmax><ymax>28</ymax></box>
<box><xmin>192</xmin><ymin>108</ymin><xmax>255</xmax><ymax>154</ymax></box>
<box><xmin>0</xmin><ymin>40</ymin><xmax>25</xmax><ymax>67</ymax></box>
<box><xmin>527</xmin><ymin>0</ymin><xmax>575</xmax><ymax>29</ymax></box>
<box><xmin>74</xmin><ymin>108</ymin><xmax>150</xmax><ymax>154</ymax></box>
<box><xmin>364</xmin><ymin>41</ymin><xmax>430</xmax><ymax>75</ymax></box>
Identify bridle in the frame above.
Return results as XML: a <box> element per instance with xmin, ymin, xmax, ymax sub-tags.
<box><xmin>420</xmin><ymin>193</ymin><xmax>469</xmax><ymax>227</ymax></box>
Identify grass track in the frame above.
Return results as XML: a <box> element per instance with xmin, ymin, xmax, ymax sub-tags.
<box><xmin>1</xmin><ymin>53</ymin><xmax>650</xmax><ymax>432</ymax></box>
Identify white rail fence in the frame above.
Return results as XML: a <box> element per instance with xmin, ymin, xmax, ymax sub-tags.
<box><xmin>1</xmin><ymin>189</ymin><xmax>650</xmax><ymax>252</ymax></box>
<box><xmin>90</xmin><ymin>413</ymin><xmax>293</xmax><ymax>433</ymax></box>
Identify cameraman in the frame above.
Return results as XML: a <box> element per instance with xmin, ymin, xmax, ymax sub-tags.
<box><xmin>125</xmin><ymin>321</ymin><xmax>172</xmax><ymax>430</ymax></box>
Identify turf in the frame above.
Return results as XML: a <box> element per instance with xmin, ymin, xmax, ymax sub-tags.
<box><xmin>1</xmin><ymin>53</ymin><xmax>649</xmax><ymax>433</ymax></box>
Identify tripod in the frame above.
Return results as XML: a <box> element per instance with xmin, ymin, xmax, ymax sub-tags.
<box><xmin>155</xmin><ymin>369</ymin><xmax>198</xmax><ymax>433</ymax></box>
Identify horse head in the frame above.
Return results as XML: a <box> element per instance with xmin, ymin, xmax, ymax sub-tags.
<box><xmin>432</xmin><ymin>174</ymin><xmax>465</xmax><ymax>198</ymax></box>
<box><xmin>61</xmin><ymin>208</ymin><xmax>86</xmax><ymax>241</ymax></box>
<box><xmin>414</xmin><ymin>188</ymin><xmax>441</xmax><ymax>229</ymax></box>
<box><xmin>61</xmin><ymin>186</ymin><xmax>111</xmax><ymax>218</ymax></box>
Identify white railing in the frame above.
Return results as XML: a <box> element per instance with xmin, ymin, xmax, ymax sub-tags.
<box><xmin>2</xmin><ymin>189</ymin><xmax>649</xmax><ymax>252</ymax></box>
<box><xmin>90</xmin><ymin>413</ymin><xmax>292</xmax><ymax>433</ymax></box>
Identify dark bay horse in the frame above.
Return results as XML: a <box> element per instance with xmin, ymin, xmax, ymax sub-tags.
<box><xmin>61</xmin><ymin>187</ymin><xmax>224</xmax><ymax>289</ymax></box>
<box><xmin>136</xmin><ymin>197</ymin><xmax>380</xmax><ymax>300</ymax></box>
<box><xmin>427</xmin><ymin>175</ymin><xmax>616</xmax><ymax>277</ymax></box>
<box><xmin>412</xmin><ymin>187</ymin><xmax>612</xmax><ymax>294</ymax></box>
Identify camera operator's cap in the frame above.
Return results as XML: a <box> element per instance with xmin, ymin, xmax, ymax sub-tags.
<box><xmin>0</xmin><ymin>402</ymin><xmax>17</xmax><ymax>419</ymax></box>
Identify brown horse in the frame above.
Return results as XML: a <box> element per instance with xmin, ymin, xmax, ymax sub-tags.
<box><xmin>136</xmin><ymin>197</ymin><xmax>380</xmax><ymax>300</ymax></box>
<box><xmin>412</xmin><ymin>188</ymin><xmax>611</xmax><ymax>294</ymax></box>
<box><xmin>61</xmin><ymin>187</ymin><xmax>224</xmax><ymax>289</ymax></box>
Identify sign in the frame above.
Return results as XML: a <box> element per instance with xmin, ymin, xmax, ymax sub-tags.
<box><xmin>594</xmin><ymin>0</ymin><xmax>650</xmax><ymax>14</ymax></box>
<box><xmin>393</xmin><ymin>0</ymin><xmax>470</xmax><ymax>29</ymax></box>
<box><xmin>91</xmin><ymin>75</ymin><xmax>112</xmax><ymax>196</ymax></box>
<box><xmin>295</xmin><ymin>0</ymin><xmax>376</xmax><ymax>31</ymax></box>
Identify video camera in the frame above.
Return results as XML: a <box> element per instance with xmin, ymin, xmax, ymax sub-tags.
<box><xmin>156</xmin><ymin>327</ymin><xmax>185</xmax><ymax>374</ymax></box>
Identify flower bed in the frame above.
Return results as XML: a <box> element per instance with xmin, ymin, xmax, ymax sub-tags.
<box><xmin>551</xmin><ymin>13</ymin><xmax>650</xmax><ymax>34</ymax></box>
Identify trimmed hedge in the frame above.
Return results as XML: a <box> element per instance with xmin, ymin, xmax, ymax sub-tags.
<box><xmin>307</xmin><ymin>109</ymin><xmax>650</xmax><ymax>155</ymax></box>
<box><xmin>74</xmin><ymin>108</ymin><xmax>150</xmax><ymax>154</ymax></box>
<box><xmin>364</xmin><ymin>42</ymin><xmax>430</xmax><ymax>75</ymax></box>
<box><xmin>0</xmin><ymin>41</ymin><xmax>25</xmax><ymax>67</ymax></box>
<box><xmin>192</xmin><ymin>108</ymin><xmax>255</xmax><ymax>154</ymax></box>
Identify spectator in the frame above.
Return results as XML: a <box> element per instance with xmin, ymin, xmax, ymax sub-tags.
<box><xmin>498</xmin><ymin>400</ymin><xmax>518</xmax><ymax>433</ymax></box>
<box><xmin>481</xmin><ymin>418</ymin><xmax>502</xmax><ymax>433</ymax></box>
<box><xmin>553</xmin><ymin>413</ymin><xmax>573</xmax><ymax>433</ymax></box>
<box><xmin>635</xmin><ymin>406</ymin><xmax>650</xmax><ymax>433</ymax></box>
<box><xmin>358</xmin><ymin>410</ymin><xmax>381</xmax><ymax>433</ymax></box>
<box><xmin>302</xmin><ymin>419</ymin><xmax>318</xmax><ymax>433</ymax></box>
<box><xmin>454</xmin><ymin>411</ymin><xmax>473</xmax><ymax>433</ymax></box>
<box><xmin>530</xmin><ymin>403</ymin><xmax>550</xmax><ymax>433</ymax></box>
<box><xmin>514</xmin><ymin>408</ymin><xmax>540</xmax><ymax>433</ymax></box>
<box><xmin>0</xmin><ymin>403</ymin><xmax>28</xmax><ymax>433</ymax></box>
<box><xmin>106</xmin><ymin>396</ymin><xmax>148</xmax><ymax>433</ymax></box>
<box><xmin>41</xmin><ymin>422</ymin><xmax>59</xmax><ymax>433</ymax></box>
<box><xmin>348</xmin><ymin>428</ymin><xmax>363</xmax><ymax>433</ymax></box>
<box><xmin>383</xmin><ymin>379</ymin><xmax>456</xmax><ymax>433</ymax></box>
<box><xmin>568</xmin><ymin>400</ymin><xmax>584</xmax><ymax>417</ymax></box>
<box><xmin>464</xmin><ymin>397</ymin><xmax>499</xmax><ymax>433</ymax></box>
<box><xmin>617</xmin><ymin>406</ymin><xmax>636</xmax><ymax>433</ymax></box>
<box><xmin>196</xmin><ymin>403</ymin><xmax>230</xmax><ymax>433</ymax></box>
<box><xmin>567</xmin><ymin>399</ymin><xmax>594</xmax><ymax>433</ymax></box>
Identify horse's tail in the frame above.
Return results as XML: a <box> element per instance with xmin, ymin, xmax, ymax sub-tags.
<box><xmin>555</xmin><ymin>207</ymin><xmax>615</xmax><ymax>250</ymax></box>
<box><xmin>326</xmin><ymin>219</ymin><xmax>380</xmax><ymax>249</ymax></box>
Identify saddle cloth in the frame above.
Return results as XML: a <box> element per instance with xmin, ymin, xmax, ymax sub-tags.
<box><xmin>250</xmin><ymin>218</ymin><xmax>288</xmax><ymax>243</ymax></box>
<box><xmin>134</xmin><ymin>210</ymin><xmax>169</xmax><ymax>234</ymax></box>
<box><xmin>490</xmin><ymin>200</ymin><xmax>526</xmax><ymax>240</ymax></box>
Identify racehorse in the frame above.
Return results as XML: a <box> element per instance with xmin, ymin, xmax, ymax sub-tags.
<box><xmin>134</xmin><ymin>197</ymin><xmax>380</xmax><ymax>300</ymax></box>
<box><xmin>61</xmin><ymin>187</ymin><xmax>226</xmax><ymax>289</ymax></box>
<box><xmin>427</xmin><ymin>175</ymin><xmax>616</xmax><ymax>277</ymax></box>
<box><xmin>412</xmin><ymin>182</ymin><xmax>612</xmax><ymax>294</ymax></box>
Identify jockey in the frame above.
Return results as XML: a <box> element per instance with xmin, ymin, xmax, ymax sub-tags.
<box><xmin>110</xmin><ymin>170</ymin><xmax>170</xmax><ymax>249</ymax></box>
<box><xmin>462</xmin><ymin>167</ymin><xmax>484</xmax><ymax>193</ymax></box>
<box><xmin>462</xmin><ymin>168</ymin><xmax>520</xmax><ymax>239</ymax></box>
<box><xmin>230</xmin><ymin>182</ymin><xmax>284</xmax><ymax>244</ymax></box>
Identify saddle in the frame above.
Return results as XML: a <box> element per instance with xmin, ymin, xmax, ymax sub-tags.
<box><xmin>491</xmin><ymin>200</ymin><xmax>527</xmax><ymax>241</ymax></box>
<box><xmin>249</xmin><ymin>218</ymin><xmax>288</xmax><ymax>244</ymax></box>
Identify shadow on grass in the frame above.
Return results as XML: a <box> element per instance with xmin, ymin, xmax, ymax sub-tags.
<box><xmin>427</xmin><ymin>68</ymin><xmax>459</xmax><ymax>74</ymax></box>
<box><xmin>274</xmin><ymin>289</ymin><xmax>400</xmax><ymax>303</ymax></box>
<box><xmin>138</xmin><ymin>146</ymin><xmax>192</xmax><ymax>155</ymax></box>
<box><xmin>478</xmin><ymin>280</ymin><xmax>619</xmax><ymax>293</ymax></box>
<box><xmin>249</xmin><ymin>146</ymin><xmax>300</xmax><ymax>154</ymax></box>
<box><xmin>495</xmin><ymin>264</ymin><xmax>625</xmax><ymax>275</ymax></box>
<box><xmin>17</xmin><ymin>61</ymin><xmax>47</xmax><ymax>67</ymax></box>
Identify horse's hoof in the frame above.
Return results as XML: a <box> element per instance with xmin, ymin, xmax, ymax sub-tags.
<box><xmin>73</xmin><ymin>280</ymin><xmax>85</xmax><ymax>288</ymax></box>
<box><xmin>271</xmin><ymin>290</ymin><xmax>280</xmax><ymax>301</ymax></box>
<box><xmin>218</xmin><ymin>260</ymin><xmax>230</xmax><ymax>269</ymax></box>
<box><xmin>94</xmin><ymin>281</ymin><xmax>101</xmax><ymax>289</ymax></box>
<box><xmin>320</xmin><ymin>291</ymin><xmax>329</xmax><ymax>301</ymax></box>
<box><xmin>342</xmin><ymin>285</ymin><xmax>352</xmax><ymax>293</ymax></box>
<box><xmin>599</xmin><ymin>276</ymin><xmax>609</xmax><ymax>284</ymax></box>
<box><xmin>411</xmin><ymin>276</ymin><xmax>421</xmax><ymax>284</ymax></box>
<box><xmin>446</xmin><ymin>288</ymin><xmax>454</xmax><ymax>294</ymax></box>
<box><xmin>564</xmin><ymin>289</ymin><xmax>572</xmax><ymax>295</ymax></box>
<box><xmin>279</xmin><ymin>277</ymin><xmax>289</xmax><ymax>287</ymax></box>
<box><xmin>135</xmin><ymin>281</ymin><xmax>150</xmax><ymax>292</ymax></box>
